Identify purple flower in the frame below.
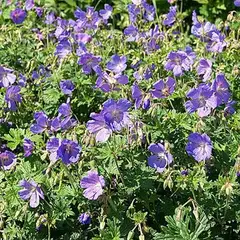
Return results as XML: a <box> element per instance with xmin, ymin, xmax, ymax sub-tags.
<box><xmin>106</xmin><ymin>55</ymin><xmax>127</xmax><ymax>74</ymax></box>
<box><xmin>95</xmin><ymin>66</ymin><xmax>128</xmax><ymax>92</ymax></box>
<box><xmin>224</xmin><ymin>100</ymin><xmax>236</xmax><ymax>116</ymax></box>
<box><xmin>87</xmin><ymin>112</ymin><xmax>112</xmax><ymax>143</ymax></box>
<box><xmin>19</xmin><ymin>74</ymin><xmax>27</xmax><ymax>87</ymax></box>
<box><xmin>185</xmin><ymin>84</ymin><xmax>217</xmax><ymax>117</ymax></box>
<box><xmin>30</xmin><ymin>112</ymin><xmax>50</xmax><ymax>134</ymax></box>
<box><xmin>60</xmin><ymin>116</ymin><xmax>77</xmax><ymax>131</ymax></box>
<box><xmin>60</xmin><ymin>80</ymin><xmax>75</xmax><ymax>95</ymax></box>
<box><xmin>99</xmin><ymin>4</ymin><xmax>113</xmax><ymax>23</ymax></box>
<box><xmin>31</xmin><ymin>65</ymin><xmax>51</xmax><ymax>80</ymax></box>
<box><xmin>163</xmin><ymin>6</ymin><xmax>177</xmax><ymax>26</ymax></box>
<box><xmin>46</xmin><ymin>137</ymin><xmax>61</xmax><ymax>162</ymax></box>
<box><xmin>181</xmin><ymin>170</ymin><xmax>188</xmax><ymax>176</ymax></box>
<box><xmin>133</xmin><ymin>64</ymin><xmax>155</xmax><ymax>81</ymax></box>
<box><xmin>78</xmin><ymin>213</ymin><xmax>91</xmax><ymax>224</ymax></box>
<box><xmin>80</xmin><ymin>170</ymin><xmax>105</xmax><ymax>200</ymax></box>
<box><xmin>5</xmin><ymin>86</ymin><xmax>22</xmax><ymax>111</ymax></box>
<box><xmin>211</xmin><ymin>73</ymin><xmax>230</xmax><ymax>106</ymax></box>
<box><xmin>127</xmin><ymin>3</ymin><xmax>141</xmax><ymax>23</ymax></box>
<box><xmin>10</xmin><ymin>8</ymin><xmax>27</xmax><ymax>24</ymax></box>
<box><xmin>23</xmin><ymin>138</ymin><xmax>34</xmax><ymax>157</ymax></box>
<box><xmin>55</xmin><ymin>39</ymin><xmax>72</xmax><ymax>59</ymax></box>
<box><xmin>186</xmin><ymin>132</ymin><xmax>212</xmax><ymax>162</ymax></box>
<box><xmin>235</xmin><ymin>0</ymin><xmax>240</xmax><ymax>7</ymax></box>
<box><xmin>191</xmin><ymin>11</ymin><xmax>216</xmax><ymax>41</ymax></box>
<box><xmin>143</xmin><ymin>2</ymin><xmax>155</xmax><ymax>21</ymax></box>
<box><xmin>25</xmin><ymin>0</ymin><xmax>34</xmax><ymax>11</ymax></box>
<box><xmin>78</xmin><ymin>53</ymin><xmax>101</xmax><ymax>75</ymax></box>
<box><xmin>132</xmin><ymin>83</ymin><xmax>151</xmax><ymax>109</ymax></box>
<box><xmin>151</xmin><ymin>77</ymin><xmax>176</xmax><ymax>98</ymax></box>
<box><xmin>164</xmin><ymin>51</ymin><xmax>192</xmax><ymax>76</ymax></box>
<box><xmin>6</xmin><ymin>0</ymin><xmax>12</xmax><ymax>6</ymax></box>
<box><xmin>197</xmin><ymin>59</ymin><xmax>212</xmax><ymax>82</ymax></box>
<box><xmin>0</xmin><ymin>66</ymin><xmax>16</xmax><ymax>87</ymax></box>
<box><xmin>144</xmin><ymin>26</ymin><xmax>162</xmax><ymax>53</ymax></box>
<box><xmin>102</xmin><ymin>98</ymin><xmax>132</xmax><ymax>131</ymax></box>
<box><xmin>35</xmin><ymin>7</ymin><xmax>43</xmax><ymax>17</ymax></box>
<box><xmin>58</xmin><ymin>103</ymin><xmax>71</xmax><ymax>117</ymax></box>
<box><xmin>74</xmin><ymin>7</ymin><xmax>100</xmax><ymax>30</ymax></box>
<box><xmin>148</xmin><ymin>143</ymin><xmax>173</xmax><ymax>173</ymax></box>
<box><xmin>124</xmin><ymin>25</ymin><xmax>139</xmax><ymax>42</ymax></box>
<box><xmin>18</xmin><ymin>180</ymin><xmax>44</xmax><ymax>208</ymax></box>
<box><xmin>206</xmin><ymin>30</ymin><xmax>226</xmax><ymax>53</ymax></box>
<box><xmin>74</xmin><ymin>33</ymin><xmax>92</xmax><ymax>44</ymax></box>
<box><xmin>0</xmin><ymin>150</ymin><xmax>17</xmax><ymax>170</ymax></box>
<box><xmin>57</xmin><ymin>139</ymin><xmax>81</xmax><ymax>165</ymax></box>
<box><xmin>45</xmin><ymin>12</ymin><xmax>55</xmax><ymax>24</ymax></box>
<box><xmin>185</xmin><ymin>46</ymin><xmax>196</xmax><ymax>65</ymax></box>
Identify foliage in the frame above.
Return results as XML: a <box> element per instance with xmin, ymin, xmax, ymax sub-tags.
<box><xmin>0</xmin><ymin>0</ymin><xmax>240</xmax><ymax>240</ymax></box>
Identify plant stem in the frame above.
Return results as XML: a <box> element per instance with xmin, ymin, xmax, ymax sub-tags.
<box><xmin>107</xmin><ymin>142</ymin><xmax>125</xmax><ymax>186</ymax></box>
<box><xmin>62</xmin><ymin>163</ymin><xmax>78</xmax><ymax>193</ymax></box>
<box><xmin>112</xmin><ymin>150</ymin><xmax>126</xmax><ymax>187</ymax></box>
<box><xmin>48</xmin><ymin>223</ymin><xmax>51</xmax><ymax>240</ymax></box>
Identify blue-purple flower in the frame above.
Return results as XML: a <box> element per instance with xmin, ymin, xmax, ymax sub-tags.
<box><xmin>186</xmin><ymin>132</ymin><xmax>212</xmax><ymax>162</ymax></box>
<box><xmin>95</xmin><ymin>66</ymin><xmax>128</xmax><ymax>92</ymax></box>
<box><xmin>18</xmin><ymin>180</ymin><xmax>44</xmax><ymax>208</ymax></box>
<box><xmin>25</xmin><ymin>0</ymin><xmax>34</xmax><ymax>11</ymax></box>
<box><xmin>181</xmin><ymin>169</ymin><xmax>188</xmax><ymax>176</ymax></box>
<box><xmin>60</xmin><ymin>80</ymin><xmax>75</xmax><ymax>95</ymax></box>
<box><xmin>35</xmin><ymin>7</ymin><xmax>43</xmax><ymax>17</ymax></box>
<box><xmin>224</xmin><ymin>100</ymin><xmax>236</xmax><ymax>116</ymax></box>
<box><xmin>46</xmin><ymin>137</ymin><xmax>61</xmax><ymax>162</ymax></box>
<box><xmin>30</xmin><ymin>112</ymin><xmax>51</xmax><ymax>134</ymax></box>
<box><xmin>45</xmin><ymin>12</ymin><xmax>55</xmax><ymax>24</ymax></box>
<box><xmin>78</xmin><ymin>53</ymin><xmax>101</xmax><ymax>74</ymax></box>
<box><xmin>87</xmin><ymin>112</ymin><xmax>113</xmax><ymax>143</ymax></box>
<box><xmin>74</xmin><ymin>33</ymin><xmax>92</xmax><ymax>44</ymax></box>
<box><xmin>143</xmin><ymin>2</ymin><xmax>155</xmax><ymax>21</ymax></box>
<box><xmin>78</xmin><ymin>213</ymin><xmax>91</xmax><ymax>224</ymax></box>
<box><xmin>23</xmin><ymin>138</ymin><xmax>34</xmax><ymax>157</ymax></box>
<box><xmin>151</xmin><ymin>77</ymin><xmax>176</xmax><ymax>98</ymax></box>
<box><xmin>102</xmin><ymin>98</ymin><xmax>132</xmax><ymax>131</ymax></box>
<box><xmin>80</xmin><ymin>170</ymin><xmax>105</xmax><ymax>200</ymax></box>
<box><xmin>206</xmin><ymin>30</ymin><xmax>226</xmax><ymax>53</ymax></box>
<box><xmin>74</xmin><ymin>7</ymin><xmax>100</xmax><ymax>30</ymax></box>
<box><xmin>191</xmin><ymin>11</ymin><xmax>226</xmax><ymax>53</ymax></box>
<box><xmin>191</xmin><ymin>11</ymin><xmax>216</xmax><ymax>41</ymax></box>
<box><xmin>0</xmin><ymin>150</ymin><xmax>17</xmax><ymax>170</ymax></box>
<box><xmin>57</xmin><ymin>139</ymin><xmax>81</xmax><ymax>165</ymax></box>
<box><xmin>163</xmin><ymin>6</ymin><xmax>177</xmax><ymax>26</ymax></box>
<box><xmin>55</xmin><ymin>39</ymin><xmax>72</xmax><ymax>59</ymax></box>
<box><xmin>211</xmin><ymin>73</ymin><xmax>230</xmax><ymax>106</ymax></box>
<box><xmin>185</xmin><ymin>84</ymin><xmax>217</xmax><ymax>117</ymax></box>
<box><xmin>164</xmin><ymin>50</ymin><xmax>192</xmax><ymax>76</ymax></box>
<box><xmin>106</xmin><ymin>55</ymin><xmax>127</xmax><ymax>74</ymax></box>
<box><xmin>197</xmin><ymin>58</ymin><xmax>212</xmax><ymax>82</ymax></box>
<box><xmin>132</xmin><ymin>83</ymin><xmax>151</xmax><ymax>109</ymax></box>
<box><xmin>5</xmin><ymin>86</ymin><xmax>22</xmax><ymax>111</ymax></box>
<box><xmin>0</xmin><ymin>66</ymin><xmax>16</xmax><ymax>87</ymax></box>
<box><xmin>127</xmin><ymin>2</ymin><xmax>141</xmax><ymax>23</ymax></box>
<box><xmin>148</xmin><ymin>143</ymin><xmax>173</xmax><ymax>173</ymax></box>
<box><xmin>99</xmin><ymin>4</ymin><xmax>113</xmax><ymax>23</ymax></box>
<box><xmin>124</xmin><ymin>25</ymin><xmax>139</xmax><ymax>42</ymax></box>
<box><xmin>235</xmin><ymin>0</ymin><xmax>240</xmax><ymax>7</ymax></box>
<box><xmin>10</xmin><ymin>8</ymin><xmax>27</xmax><ymax>24</ymax></box>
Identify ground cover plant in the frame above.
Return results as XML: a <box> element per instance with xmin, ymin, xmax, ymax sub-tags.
<box><xmin>0</xmin><ymin>0</ymin><xmax>240</xmax><ymax>239</ymax></box>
